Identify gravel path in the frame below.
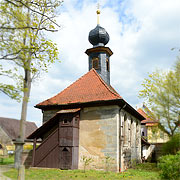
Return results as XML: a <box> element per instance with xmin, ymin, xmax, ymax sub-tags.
<box><xmin>0</xmin><ymin>165</ymin><xmax>13</xmax><ymax>180</ymax></box>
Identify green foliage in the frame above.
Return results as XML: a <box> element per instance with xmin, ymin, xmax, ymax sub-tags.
<box><xmin>158</xmin><ymin>151</ymin><xmax>180</xmax><ymax>180</ymax></box>
<box><xmin>139</xmin><ymin>59</ymin><xmax>180</xmax><ymax>136</ymax></box>
<box><xmin>0</xmin><ymin>0</ymin><xmax>62</xmax><ymax>101</ymax></box>
<box><xmin>0</xmin><ymin>0</ymin><xmax>63</xmax><ymax>172</ymax></box>
<box><xmin>0</xmin><ymin>155</ymin><xmax>14</xmax><ymax>165</ymax></box>
<box><xmin>81</xmin><ymin>156</ymin><xmax>93</xmax><ymax>173</ymax></box>
<box><xmin>3</xmin><ymin>163</ymin><xmax>161</xmax><ymax>180</ymax></box>
<box><xmin>163</xmin><ymin>133</ymin><xmax>180</xmax><ymax>155</ymax></box>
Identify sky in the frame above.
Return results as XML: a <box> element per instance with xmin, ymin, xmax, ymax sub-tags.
<box><xmin>0</xmin><ymin>0</ymin><xmax>180</xmax><ymax>127</ymax></box>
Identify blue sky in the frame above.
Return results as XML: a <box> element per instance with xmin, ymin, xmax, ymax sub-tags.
<box><xmin>0</xmin><ymin>0</ymin><xmax>180</xmax><ymax>127</ymax></box>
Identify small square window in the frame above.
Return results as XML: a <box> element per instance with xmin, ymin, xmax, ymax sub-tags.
<box><xmin>75</xmin><ymin>118</ymin><xmax>78</xmax><ymax>124</ymax></box>
<box><xmin>63</xmin><ymin>119</ymin><xmax>68</xmax><ymax>124</ymax></box>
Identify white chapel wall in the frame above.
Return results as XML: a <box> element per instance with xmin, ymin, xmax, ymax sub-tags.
<box><xmin>79</xmin><ymin>105</ymin><xmax>119</xmax><ymax>172</ymax></box>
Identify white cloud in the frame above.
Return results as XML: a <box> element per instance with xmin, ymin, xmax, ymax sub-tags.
<box><xmin>1</xmin><ymin>0</ymin><xmax>180</xmax><ymax>127</ymax></box>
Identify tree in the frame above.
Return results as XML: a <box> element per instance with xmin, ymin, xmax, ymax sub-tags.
<box><xmin>0</xmin><ymin>0</ymin><xmax>62</xmax><ymax>179</ymax></box>
<box><xmin>162</xmin><ymin>133</ymin><xmax>180</xmax><ymax>155</ymax></box>
<box><xmin>139</xmin><ymin>59</ymin><xmax>180</xmax><ymax>137</ymax></box>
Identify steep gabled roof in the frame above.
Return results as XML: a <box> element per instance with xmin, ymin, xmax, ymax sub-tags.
<box><xmin>137</xmin><ymin>108</ymin><xmax>158</xmax><ymax>124</ymax></box>
<box><xmin>36</xmin><ymin>69</ymin><xmax>122</xmax><ymax>108</ymax></box>
<box><xmin>0</xmin><ymin>117</ymin><xmax>37</xmax><ymax>140</ymax></box>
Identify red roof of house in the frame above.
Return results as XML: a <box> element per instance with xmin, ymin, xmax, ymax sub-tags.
<box><xmin>36</xmin><ymin>69</ymin><xmax>122</xmax><ymax>107</ymax></box>
<box><xmin>137</xmin><ymin>108</ymin><xmax>158</xmax><ymax>124</ymax></box>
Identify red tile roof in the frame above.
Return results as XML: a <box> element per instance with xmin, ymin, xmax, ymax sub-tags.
<box><xmin>57</xmin><ymin>108</ymin><xmax>81</xmax><ymax>114</ymax></box>
<box><xmin>137</xmin><ymin>108</ymin><xmax>158</xmax><ymax>124</ymax></box>
<box><xmin>36</xmin><ymin>69</ymin><xmax>122</xmax><ymax>107</ymax></box>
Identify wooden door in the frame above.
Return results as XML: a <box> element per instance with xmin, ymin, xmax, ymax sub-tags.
<box><xmin>60</xmin><ymin>147</ymin><xmax>72</xmax><ymax>169</ymax></box>
<box><xmin>59</xmin><ymin>112</ymin><xmax>80</xmax><ymax>170</ymax></box>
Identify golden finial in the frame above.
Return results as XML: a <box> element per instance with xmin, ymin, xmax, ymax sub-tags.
<box><xmin>96</xmin><ymin>3</ymin><xmax>100</xmax><ymax>25</ymax></box>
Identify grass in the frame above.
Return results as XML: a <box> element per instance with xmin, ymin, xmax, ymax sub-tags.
<box><xmin>3</xmin><ymin>163</ymin><xmax>161</xmax><ymax>180</ymax></box>
<box><xmin>0</xmin><ymin>155</ymin><xmax>14</xmax><ymax>165</ymax></box>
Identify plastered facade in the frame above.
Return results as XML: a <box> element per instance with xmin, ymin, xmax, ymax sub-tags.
<box><xmin>78</xmin><ymin>105</ymin><xmax>141</xmax><ymax>172</ymax></box>
<box><xmin>147</xmin><ymin>126</ymin><xmax>169</xmax><ymax>143</ymax></box>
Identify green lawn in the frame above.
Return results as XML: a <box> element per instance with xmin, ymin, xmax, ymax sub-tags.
<box><xmin>0</xmin><ymin>155</ymin><xmax>14</xmax><ymax>165</ymax></box>
<box><xmin>3</xmin><ymin>163</ymin><xmax>160</xmax><ymax>180</ymax></box>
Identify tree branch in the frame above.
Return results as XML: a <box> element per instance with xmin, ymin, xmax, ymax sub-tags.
<box><xmin>0</xmin><ymin>26</ymin><xmax>58</xmax><ymax>32</ymax></box>
<box><xmin>8</xmin><ymin>0</ymin><xmax>61</xmax><ymax>28</ymax></box>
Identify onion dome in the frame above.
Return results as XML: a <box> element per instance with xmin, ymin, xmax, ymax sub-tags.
<box><xmin>88</xmin><ymin>25</ymin><xmax>110</xmax><ymax>47</ymax></box>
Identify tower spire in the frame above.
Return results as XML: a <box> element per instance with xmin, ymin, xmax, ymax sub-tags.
<box><xmin>86</xmin><ymin>4</ymin><xmax>113</xmax><ymax>85</ymax></box>
<box><xmin>96</xmin><ymin>3</ymin><xmax>100</xmax><ymax>25</ymax></box>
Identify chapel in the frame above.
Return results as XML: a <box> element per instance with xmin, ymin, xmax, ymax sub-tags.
<box><xmin>27</xmin><ymin>8</ymin><xmax>144</xmax><ymax>172</ymax></box>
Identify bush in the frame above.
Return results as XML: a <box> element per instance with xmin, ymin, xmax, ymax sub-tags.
<box><xmin>162</xmin><ymin>133</ymin><xmax>180</xmax><ymax>155</ymax></box>
<box><xmin>81</xmin><ymin>156</ymin><xmax>93</xmax><ymax>173</ymax></box>
<box><xmin>158</xmin><ymin>151</ymin><xmax>180</xmax><ymax>180</ymax></box>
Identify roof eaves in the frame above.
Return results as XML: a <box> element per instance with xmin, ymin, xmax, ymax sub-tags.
<box><xmin>35</xmin><ymin>98</ymin><xmax>123</xmax><ymax>109</ymax></box>
<box><xmin>121</xmin><ymin>99</ymin><xmax>145</xmax><ymax>121</ymax></box>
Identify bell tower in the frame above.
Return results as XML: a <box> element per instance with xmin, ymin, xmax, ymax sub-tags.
<box><xmin>85</xmin><ymin>6</ymin><xmax>113</xmax><ymax>85</ymax></box>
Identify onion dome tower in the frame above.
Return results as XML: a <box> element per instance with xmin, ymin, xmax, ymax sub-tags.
<box><xmin>85</xmin><ymin>6</ymin><xmax>113</xmax><ymax>85</ymax></box>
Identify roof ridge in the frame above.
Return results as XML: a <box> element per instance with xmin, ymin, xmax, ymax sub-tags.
<box><xmin>0</xmin><ymin>117</ymin><xmax>19</xmax><ymax>121</ymax></box>
<box><xmin>91</xmin><ymin>69</ymin><xmax>121</xmax><ymax>98</ymax></box>
<box><xmin>0</xmin><ymin>117</ymin><xmax>35</xmax><ymax>124</ymax></box>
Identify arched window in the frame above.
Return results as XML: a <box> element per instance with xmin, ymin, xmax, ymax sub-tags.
<box><xmin>106</xmin><ymin>58</ymin><xmax>109</xmax><ymax>71</ymax></box>
<box><xmin>136</xmin><ymin>121</ymin><xmax>139</xmax><ymax>147</ymax></box>
<box><xmin>124</xmin><ymin>114</ymin><xmax>128</xmax><ymax>146</ymax></box>
<box><xmin>130</xmin><ymin>118</ymin><xmax>133</xmax><ymax>147</ymax></box>
<box><xmin>92</xmin><ymin>57</ymin><xmax>99</xmax><ymax>69</ymax></box>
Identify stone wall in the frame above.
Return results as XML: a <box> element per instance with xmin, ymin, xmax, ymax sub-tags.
<box><xmin>79</xmin><ymin>105</ymin><xmax>119</xmax><ymax>172</ymax></box>
<box><xmin>119</xmin><ymin>110</ymin><xmax>141</xmax><ymax>171</ymax></box>
<box><xmin>41</xmin><ymin>105</ymin><xmax>142</xmax><ymax>172</ymax></box>
<box><xmin>42</xmin><ymin>109</ymin><xmax>60</xmax><ymax>123</ymax></box>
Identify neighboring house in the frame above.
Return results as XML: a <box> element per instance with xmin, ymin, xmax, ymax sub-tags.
<box><xmin>27</xmin><ymin>13</ymin><xmax>145</xmax><ymax>172</ymax></box>
<box><xmin>138</xmin><ymin>106</ymin><xmax>169</xmax><ymax>144</ymax></box>
<box><xmin>0</xmin><ymin>117</ymin><xmax>37</xmax><ymax>155</ymax></box>
<box><xmin>137</xmin><ymin>106</ymin><xmax>169</xmax><ymax>161</ymax></box>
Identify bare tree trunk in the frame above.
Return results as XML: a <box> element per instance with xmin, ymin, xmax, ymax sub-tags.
<box><xmin>14</xmin><ymin>66</ymin><xmax>31</xmax><ymax>180</ymax></box>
